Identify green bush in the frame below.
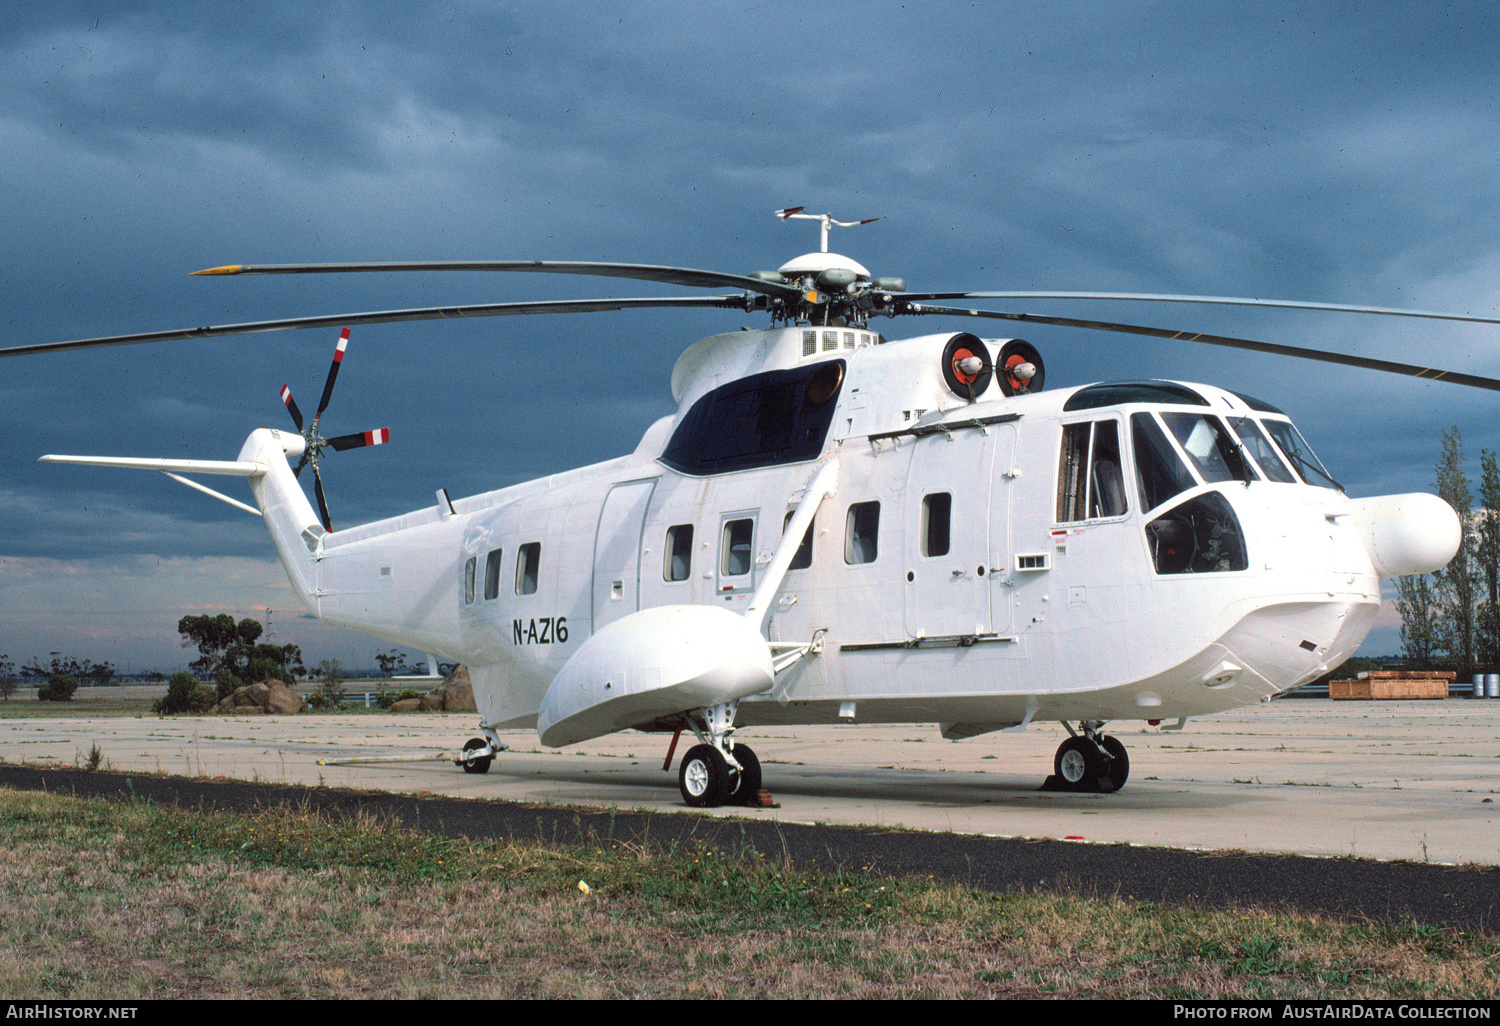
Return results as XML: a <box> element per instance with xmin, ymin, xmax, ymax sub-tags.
<box><xmin>373</xmin><ymin>687</ymin><xmax>423</xmax><ymax>710</ymax></box>
<box><xmin>153</xmin><ymin>671</ymin><xmax>216</xmax><ymax>714</ymax></box>
<box><xmin>215</xmin><ymin>667</ymin><xmax>245</xmax><ymax>701</ymax></box>
<box><xmin>37</xmin><ymin>675</ymin><xmax>78</xmax><ymax>702</ymax></box>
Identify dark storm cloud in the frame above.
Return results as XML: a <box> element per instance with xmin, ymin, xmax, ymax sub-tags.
<box><xmin>3</xmin><ymin>0</ymin><xmax>1500</xmax><ymax>663</ymax></box>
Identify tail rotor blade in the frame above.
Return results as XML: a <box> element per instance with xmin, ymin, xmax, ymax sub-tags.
<box><xmin>313</xmin><ymin>466</ymin><xmax>333</xmax><ymax>532</ymax></box>
<box><xmin>292</xmin><ymin>451</ymin><xmax>309</xmax><ymax>479</ymax></box>
<box><xmin>326</xmin><ymin>427</ymin><xmax>390</xmax><ymax>452</ymax></box>
<box><xmin>315</xmin><ymin>327</ymin><xmax>350</xmax><ymax>420</ymax></box>
<box><xmin>279</xmin><ymin>384</ymin><xmax>305</xmax><ymax>432</ymax></box>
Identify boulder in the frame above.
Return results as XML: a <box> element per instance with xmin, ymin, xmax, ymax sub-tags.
<box><xmin>216</xmin><ymin>679</ymin><xmax>307</xmax><ymax>714</ymax></box>
<box><xmin>389</xmin><ymin>698</ymin><xmax>423</xmax><ymax>712</ymax></box>
<box><xmin>428</xmin><ymin>666</ymin><xmax>476</xmax><ymax>712</ymax></box>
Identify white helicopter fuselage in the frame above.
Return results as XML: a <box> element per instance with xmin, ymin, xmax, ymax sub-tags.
<box><xmin>242</xmin><ymin>323</ymin><xmax>1451</xmax><ymax>745</ymax></box>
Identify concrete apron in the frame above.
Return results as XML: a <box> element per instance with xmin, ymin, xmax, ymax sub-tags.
<box><xmin>2</xmin><ymin>699</ymin><xmax>1497</xmax><ymax>865</ymax></box>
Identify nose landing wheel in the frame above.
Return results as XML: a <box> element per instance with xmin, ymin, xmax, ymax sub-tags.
<box><xmin>1049</xmin><ymin>725</ymin><xmax>1130</xmax><ymax>793</ymax></box>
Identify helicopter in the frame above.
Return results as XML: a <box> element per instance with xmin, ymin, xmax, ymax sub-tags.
<box><xmin>7</xmin><ymin>208</ymin><xmax>1483</xmax><ymax>807</ymax></box>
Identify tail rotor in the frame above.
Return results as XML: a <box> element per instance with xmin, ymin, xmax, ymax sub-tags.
<box><xmin>278</xmin><ymin>327</ymin><xmax>388</xmax><ymax>531</ymax></box>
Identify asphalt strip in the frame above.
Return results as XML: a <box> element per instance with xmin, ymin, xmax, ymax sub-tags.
<box><xmin>3</xmin><ymin>764</ymin><xmax>1496</xmax><ymax>936</ymax></box>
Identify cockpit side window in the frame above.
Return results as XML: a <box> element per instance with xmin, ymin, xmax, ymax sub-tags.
<box><xmin>1229</xmin><ymin>417</ymin><xmax>1296</xmax><ymax>483</ymax></box>
<box><xmin>1131</xmin><ymin>413</ymin><xmax>1197</xmax><ymax>513</ymax></box>
<box><xmin>1056</xmin><ymin>419</ymin><xmax>1129</xmax><ymax>524</ymax></box>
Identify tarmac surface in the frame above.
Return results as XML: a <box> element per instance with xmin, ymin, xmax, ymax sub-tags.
<box><xmin>3</xmin><ymin>693</ymin><xmax>1500</xmax><ymax>931</ymax></box>
<box><xmin>1</xmin><ymin>692</ymin><xmax>1497</xmax><ymax>864</ymax></box>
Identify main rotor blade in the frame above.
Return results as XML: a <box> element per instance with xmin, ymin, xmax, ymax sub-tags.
<box><xmin>192</xmin><ymin>260</ymin><xmax>803</xmax><ymax>302</ymax></box>
<box><xmin>315</xmin><ymin>328</ymin><xmax>350</xmax><ymax>420</ymax></box>
<box><xmin>902</xmin><ymin>303</ymin><xmax>1500</xmax><ymax>392</ymax></box>
<box><xmin>313</xmin><ymin>468</ymin><xmax>332</xmax><ymax>533</ymax></box>
<box><xmin>899</xmin><ymin>290</ymin><xmax>1500</xmax><ymax>328</ymax></box>
<box><xmin>326</xmin><ymin>428</ymin><xmax>390</xmax><ymax>452</ymax></box>
<box><xmin>0</xmin><ymin>296</ymin><xmax>749</xmax><ymax>358</ymax></box>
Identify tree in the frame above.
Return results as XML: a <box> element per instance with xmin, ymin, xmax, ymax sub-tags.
<box><xmin>20</xmin><ymin>655</ymin><xmax>114</xmax><ymax>684</ymax></box>
<box><xmin>1477</xmin><ymin>449</ymin><xmax>1500</xmax><ymax>667</ymax></box>
<box><xmin>375</xmin><ymin>649</ymin><xmax>413</xmax><ymax>677</ymax></box>
<box><xmin>177</xmin><ymin>614</ymin><xmax>304</xmax><ymax>691</ymax></box>
<box><xmin>37</xmin><ymin>675</ymin><xmax>78</xmax><ymax>702</ymax></box>
<box><xmin>153</xmin><ymin>671</ymin><xmax>216</xmax><ymax>714</ymax></box>
<box><xmin>1434</xmin><ymin>427</ymin><xmax>1478</xmax><ymax>675</ymax></box>
<box><xmin>0</xmin><ymin>654</ymin><xmax>16</xmax><ymax>702</ymax></box>
<box><xmin>1395</xmin><ymin>573</ymin><xmax>1441</xmax><ymax>667</ymax></box>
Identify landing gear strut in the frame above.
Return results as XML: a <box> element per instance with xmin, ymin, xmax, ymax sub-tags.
<box><xmin>1050</xmin><ymin>721</ymin><xmax>1130</xmax><ymax>793</ymax></box>
<box><xmin>675</xmin><ymin>701</ymin><xmax>762</xmax><ymax>808</ymax></box>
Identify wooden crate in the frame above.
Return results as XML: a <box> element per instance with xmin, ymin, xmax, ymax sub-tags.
<box><xmin>1331</xmin><ymin>677</ymin><xmax>1450</xmax><ymax>700</ymax></box>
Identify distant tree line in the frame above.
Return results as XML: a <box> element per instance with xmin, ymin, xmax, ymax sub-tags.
<box><xmin>1395</xmin><ymin>427</ymin><xmax>1500</xmax><ymax>674</ymax></box>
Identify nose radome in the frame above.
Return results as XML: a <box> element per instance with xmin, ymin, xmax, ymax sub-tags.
<box><xmin>1348</xmin><ymin>493</ymin><xmax>1461</xmax><ymax>578</ymax></box>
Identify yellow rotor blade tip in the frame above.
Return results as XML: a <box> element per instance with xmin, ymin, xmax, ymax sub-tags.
<box><xmin>190</xmin><ymin>264</ymin><xmax>245</xmax><ymax>276</ymax></box>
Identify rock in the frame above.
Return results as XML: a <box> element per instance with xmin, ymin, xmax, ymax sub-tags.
<box><xmin>265</xmin><ymin>682</ymin><xmax>307</xmax><ymax>714</ymax></box>
<box><xmin>216</xmin><ymin>679</ymin><xmax>307</xmax><ymax>714</ymax></box>
<box><xmin>424</xmin><ymin>666</ymin><xmax>476</xmax><ymax>712</ymax></box>
<box><xmin>389</xmin><ymin>698</ymin><xmax>423</xmax><ymax>712</ymax></box>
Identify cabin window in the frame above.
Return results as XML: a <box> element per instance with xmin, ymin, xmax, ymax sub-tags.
<box><xmin>484</xmin><ymin>548</ymin><xmax>504</xmax><ymax>600</ymax></box>
<box><xmin>516</xmin><ymin>542</ymin><xmax>540</xmax><ymax>595</ymax></box>
<box><xmin>1161</xmin><ymin>413</ymin><xmax>1252</xmax><ymax>484</ymax></box>
<box><xmin>659</xmin><ymin>361</ymin><xmax>845</xmax><ymax>476</ymax></box>
<box><xmin>782</xmin><ymin>512</ymin><xmax>814</xmax><ymax>570</ymax></box>
<box><xmin>722</xmin><ymin>519</ymin><xmax>754</xmax><ymax>577</ymax></box>
<box><xmin>1131</xmin><ymin>413</ymin><xmax>1197</xmax><ymax>513</ymax></box>
<box><xmin>463</xmin><ymin>557</ymin><xmax>476</xmax><ymax>605</ymax></box>
<box><xmin>921</xmin><ymin>492</ymin><xmax>952</xmax><ymax>557</ymax></box>
<box><xmin>1057</xmin><ymin>420</ymin><xmax>1128</xmax><ymax>523</ymax></box>
<box><xmin>664</xmin><ymin>525</ymin><xmax>693</xmax><ymax>582</ymax></box>
<box><xmin>1262</xmin><ymin>418</ymin><xmax>1341</xmax><ymax>490</ymax></box>
<box><xmin>845</xmin><ymin>501</ymin><xmax>880</xmax><ymax>564</ymax></box>
<box><xmin>1229</xmin><ymin>417</ymin><xmax>1296</xmax><ymax>483</ymax></box>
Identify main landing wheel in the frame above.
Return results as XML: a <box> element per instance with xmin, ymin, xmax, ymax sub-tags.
<box><xmin>1054</xmin><ymin>736</ymin><xmax>1103</xmax><ymax>792</ymax></box>
<box><xmin>679</xmin><ymin>744</ymin><xmax>730</xmax><ymax>807</ymax></box>
<box><xmin>1099</xmin><ymin>735</ymin><xmax>1130</xmax><ymax>792</ymax></box>
<box><xmin>460</xmin><ymin>737</ymin><xmax>493</xmax><ymax>775</ymax></box>
<box><xmin>725</xmin><ymin>744</ymin><xmax>762</xmax><ymax>806</ymax></box>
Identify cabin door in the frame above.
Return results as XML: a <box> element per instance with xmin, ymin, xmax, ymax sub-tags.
<box><xmin>592</xmin><ymin>479</ymin><xmax>657</xmax><ymax>633</ymax></box>
<box><xmin>903</xmin><ymin>427</ymin><xmax>999</xmax><ymax>639</ymax></box>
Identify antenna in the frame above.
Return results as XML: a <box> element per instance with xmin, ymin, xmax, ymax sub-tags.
<box><xmin>774</xmin><ymin>208</ymin><xmax>879</xmax><ymax>252</ymax></box>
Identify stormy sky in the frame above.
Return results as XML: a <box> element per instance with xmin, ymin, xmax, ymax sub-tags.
<box><xmin>3</xmin><ymin>1</ymin><xmax>1500</xmax><ymax>670</ymax></box>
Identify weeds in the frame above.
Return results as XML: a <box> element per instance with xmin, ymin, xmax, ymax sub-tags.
<box><xmin>0</xmin><ymin>786</ymin><xmax>1495</xmax><ymax>999</ymax></box>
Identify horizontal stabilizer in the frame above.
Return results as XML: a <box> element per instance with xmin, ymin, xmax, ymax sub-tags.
<box><xmin>38</xmin><ymin>455</ymin><xmax>266</xmax><ymax>476</ymax></box>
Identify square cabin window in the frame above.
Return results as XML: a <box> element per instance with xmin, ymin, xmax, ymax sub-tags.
<box><xmin>463</xmin><ymin>557</ymin><xmax>476</xmax><ymax>605</ymax></box>
<box><xmin>664</xmin><ymin>524</ymin><xmax>693</xmax><ymax>582</ymax></box>
<box><xmin>484</xmin><ymin>548</ymin><xmax>503</xmax><ymax>600</ymax></box>
<box><xmin>922</xmin><ymin>493</ymin><xmax>951</xmax><ymax>557</ymax></box>
<box><xmin>845</xmin><ymin>501</ymin><xmax>880</xmax><ymax>565</ymax></box>
<box><xmin>722</xmin><ymin>519</ymin><xmax>754</xmax><ymax>577</ymax></box>
<box><xmin>515</xmin><ymin>542</ymin><xmax>540</xmax><ymax>595</ymax></box>
<box><xmin>782</xmin><ymin>511</ymin><xmax>814</xmax><ymax>570</ymax></box>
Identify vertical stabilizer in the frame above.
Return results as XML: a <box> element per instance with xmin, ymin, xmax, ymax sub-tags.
<box><xmin>238</xmin><ymin>427</ymin><xmax>322</xmax><ymax>610</ymax></box>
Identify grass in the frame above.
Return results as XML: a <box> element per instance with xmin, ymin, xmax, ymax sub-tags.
<box><xmin>0</xmin><ymin>787</ymin><xmax>1496</xmax><ymax>999</ymax></box>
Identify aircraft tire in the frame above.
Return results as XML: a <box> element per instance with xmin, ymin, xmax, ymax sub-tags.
<box><xmin>1054</xmin><ymin>736</ymin><xmax>1103</xmax><ymax>792</ymax></box>
<box><xmin>460</xmin><ymin>737</ymin><xmax>493</xmax><ymax>774</ymax></box>
<box><xmin>679</xmin><ymin>744</ymin><xmax>730</xmax><ymax>807</ymax></box>
<box><xmin>726</xmin><ymin>744</ymin><xmax>762</xmax><ymax>805</ymax></box>
<box><xmin>1100</xmin><ymin>735</ymin><xmax>1129</xmax><ymax>791</ymax></box>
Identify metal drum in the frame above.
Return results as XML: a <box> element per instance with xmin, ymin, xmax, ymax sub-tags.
<box><xmin>1474</xmin><ymin>673</ymin><xmax>1487</xmax><ymax>698</ymax></box>
<box><xmin>1488</xmin><ymin>674</ymin><xmax>1500</xmax><ymax>698</ymax></box>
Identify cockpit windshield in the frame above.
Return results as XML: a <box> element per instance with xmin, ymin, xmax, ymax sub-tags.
<box><xmin>1261</xmin><ymin>419</ymin><xmax>1341</xmax><ymax>490</ymax></box>
<box><xmin>1160</xmin><ymin>413</ymin><xmax>1252</xmax><ymax>485</ymax></box>
<box><xmin>1228</xmin><ymin>417</ymin><xmax>1296</xmax><ymax>483</ymax></box>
